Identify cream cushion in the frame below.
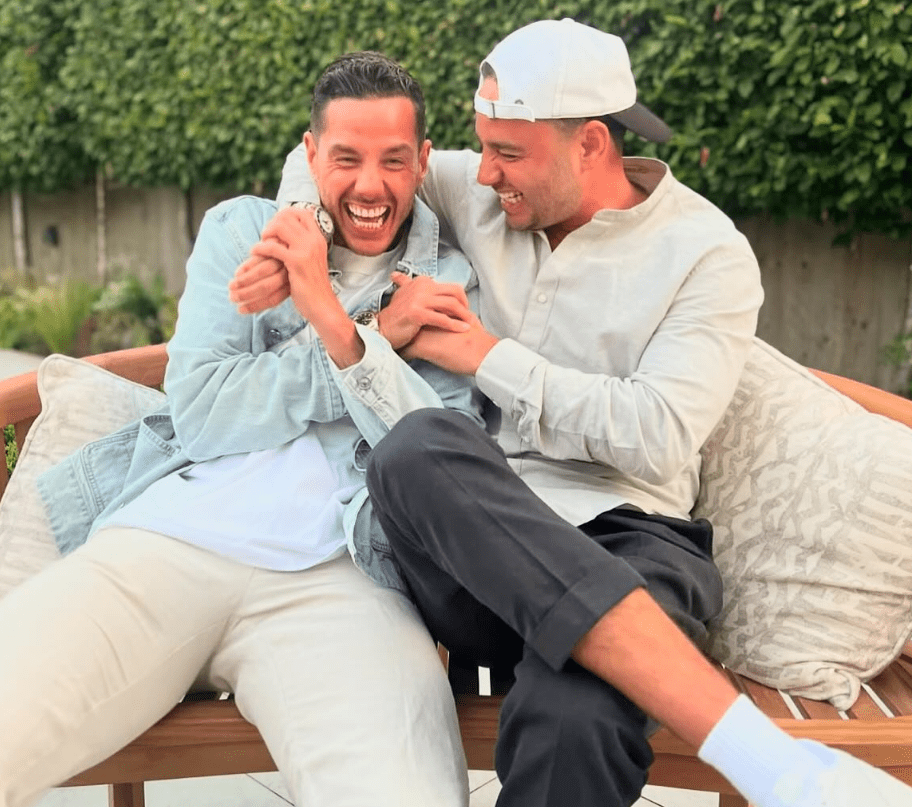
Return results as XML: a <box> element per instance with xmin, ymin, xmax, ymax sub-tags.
<box><xmin>697</xmin><ymin>338</ymin><xmax>912</xmax><ymax>709</ymax></box>
<box><xmin>0</xmin><ymin>354</ymin><xmax>165</xmax><ymax>599</ymax></box>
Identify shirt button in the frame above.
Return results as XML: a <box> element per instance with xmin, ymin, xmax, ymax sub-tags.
<box><xmin>537</xmin><ymin>293</ymin><xmax>547</xmax><ymax>303</ymax></box>
<box><xmin>357</xmin><ymin>376</ymin><xmax>371</xmax><ymax>390</ymax></box>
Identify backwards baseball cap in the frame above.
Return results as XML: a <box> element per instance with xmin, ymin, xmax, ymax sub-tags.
<box><xmin>473</xmin><ymin>18</ymin><xmax>672</xmax><ymax>143</ymax></box>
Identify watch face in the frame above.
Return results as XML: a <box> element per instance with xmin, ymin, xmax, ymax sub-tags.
<box><xmin>313</xmin><ymin>206</ymin><xmax>335</xmax><ymax>240</ymax></box>
<box><xmin>352</xmin><ymin>311</ymin><xmax>380</xmax><ymax>331</ymax></box>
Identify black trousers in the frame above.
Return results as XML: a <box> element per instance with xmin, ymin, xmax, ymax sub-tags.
<box><xmin>367</xmin><ymin>409</ymin><xmax>723</xmax><ymax>807</ymax></box>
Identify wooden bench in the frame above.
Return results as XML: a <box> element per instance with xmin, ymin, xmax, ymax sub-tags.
<box><xmin>2</xmin><ymin>343</ymin><xmax>911</xmax><ymax>807</ymax></box>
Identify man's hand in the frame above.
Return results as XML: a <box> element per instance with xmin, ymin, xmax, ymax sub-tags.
<box><xmin>234</xmin><ymin>206</ymin><xmax>364</xmax><ymax>368</ymax></box>
<box><xmin>379</xmin><ymin>272</ymin><xmax>474</xmax><ymax>350</ymax></box>
<box><xmin>244</xmin><ymin>206</ymin><xmax>335</xmax><ymax>323</ymax></box>
<box><xmin>228</xmin><ymin>205</ymin><xmax>328</xmax><ymax>315</ymax></box>
<box><xmin>229</xmin><ymin>253</ymin><xmax>289</xmax><ymax>315</ymax></box>
<box><xmin>400</xmin><ymin>316</ymin><xmax>499</xmax><ymax>375</ymax></box>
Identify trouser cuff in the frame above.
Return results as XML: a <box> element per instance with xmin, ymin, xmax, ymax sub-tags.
<box><xmin>528</xmin><ymin>561</ymin><xmax>646</xmax><ymax>670</ymax></box>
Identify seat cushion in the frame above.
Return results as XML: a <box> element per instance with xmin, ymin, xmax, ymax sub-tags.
<box><xmin>0</xmin><ymin>354</ymin><xmax>165</xmax><ymax>598</ymax></box>
<box><xmin>696</xmin><ymin>338</ymin><xmax>912</xmax><ymax>709</ymax></box>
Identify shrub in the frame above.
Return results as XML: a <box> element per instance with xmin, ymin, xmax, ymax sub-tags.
<box><xmin>0</xmin><ymin>272</ymin><xmax>177</xmax><ymax>357</ymax></box>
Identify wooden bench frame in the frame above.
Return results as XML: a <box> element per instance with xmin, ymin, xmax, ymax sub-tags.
<box><xmin>2</xmin><ymin>343</ymin><xmax>912</xmax><ymax>807</ymax></box>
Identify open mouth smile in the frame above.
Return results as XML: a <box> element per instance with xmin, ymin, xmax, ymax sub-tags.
<box><xmin>497</xmin><ymin>191</ymin><xmax>523</xmax><ymax>208</ymax></box>
<box><xmin>345</xmin><ymin>203</ymin><xmax>391</xmax><ymax>231</ymax></box>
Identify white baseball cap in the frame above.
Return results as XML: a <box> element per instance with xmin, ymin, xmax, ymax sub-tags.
<box><xmin>473</xmin><ymin>18</ymin><xmax>672</xmax><ymax>142</ymax></box>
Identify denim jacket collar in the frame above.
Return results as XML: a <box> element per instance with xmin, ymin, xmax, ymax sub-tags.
<box><xmin>398</xmin><ymin>196</ymin><xmax>439</xmax><ymax>277</ymax></box>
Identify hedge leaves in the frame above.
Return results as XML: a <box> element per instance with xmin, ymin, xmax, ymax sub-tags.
<box><xmin>2</xmin><ymin>0</ymin><xmax>909</xmax><ymax>237</ymax></box>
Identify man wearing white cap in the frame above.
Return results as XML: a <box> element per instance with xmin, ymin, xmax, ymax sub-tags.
<box><xmin>240</xmin><ymin>17</ymin><xmax>912</xmax><ymax>807</ymax></box>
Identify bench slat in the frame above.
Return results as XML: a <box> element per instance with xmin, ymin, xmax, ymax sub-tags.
<box><xmin>737</xmin><ymin>677</ymin><xmax>796</xmax><ymax>720</ymax></box>
<box><xmin>793</xmin><ymin>695</ymin><xmax>843</xmax><ymax>721</ymax></box>
<box><xmin>870</xmin><ymin>661</ymin><xmax>912</xmax><ymax>718</ymax></box>
<box><xmin>846</xmin><ymin>688</ymin><xmax>892</xmax><ymax>721</ymax></box>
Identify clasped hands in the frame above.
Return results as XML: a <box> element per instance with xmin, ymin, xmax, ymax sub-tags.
<box><xmin>228</xmin><ymin>207</ymin><xmax>498</xmax><ymax>375</ymax></box>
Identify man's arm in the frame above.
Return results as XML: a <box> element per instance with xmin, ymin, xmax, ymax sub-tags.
<box><xmin>276</xmin><ymin>144</ymin><xmax>473</xmax><ymax>253</ymax></box>
<box><xmin>245</xmin><ymin>206</ymin><xmax>366</xmax><ymax>369</ymax></box>
<box><xmin>165</xmin><ymin>198</ymin><xmax>351</xmax><ymax>462</ymax></box>
<box><xmin>404</xmin><ymin>243</ymin><xmax>763</xmax><ymax>484</ymax></box>
<box><xmin>332</xmin><ymin>319</ymin><xmax>486</xmax><ymax>447</ymax></box>
<box><xmin>398</xmin><ymin>149</ymin><xmax>766</xmax><ymax>482</ymax></box>
<box><xmin>318</xmin><ymin>239</ymin><xmax>487</xmax><ymax>444</ymax></box>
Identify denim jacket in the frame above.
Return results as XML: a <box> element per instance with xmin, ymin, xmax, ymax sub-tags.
<box><xmin>38</xmin><ymin>194</ymin><xmax>484</xmax><ymax>594</ymax></box>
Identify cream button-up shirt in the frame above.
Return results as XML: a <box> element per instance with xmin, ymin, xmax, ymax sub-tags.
<box><xmin>419</xmin><ymin>152</ymin><xmax>764</xmax><ymax>525</ymax></box>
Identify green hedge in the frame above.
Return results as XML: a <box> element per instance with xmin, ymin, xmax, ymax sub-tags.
<box><xmin>0</xmin><ymin>0</ymin><xmax>93</xmax><ymax>191</ymax></box>
<box><xmin>2</xmin><ymin>0</ymin><xmax>910</xmax><ymax>237</ymax></box>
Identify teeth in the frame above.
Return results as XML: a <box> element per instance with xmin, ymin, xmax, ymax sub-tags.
<box><xmin>346</xmin><ymin>203</ymin><xmax>389</xmax><ymax>231</ymax></box>
<box><xmin>498</xmin><ymin>192</ymin><xmax>522</xmax><ymax>205</ymax></box>
<box><xmin>348</xmin><ymin>204</ymin><xmax>387</xmax><ymax>219</ymax></box>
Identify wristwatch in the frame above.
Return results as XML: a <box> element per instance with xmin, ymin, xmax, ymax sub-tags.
<box><xmin>352</xmin><ymin>309</ymin><xmax>381</xmax><ymax>332</ymax></box>
<box><xmin>290</xmin><ymin>201</ymin><xmax>334</xmax><ymax>243</ymax></box>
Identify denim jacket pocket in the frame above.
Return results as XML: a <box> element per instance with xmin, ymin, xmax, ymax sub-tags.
<box><xmin>344</xmin><ymin>489</ymin><xmax>406</xmax><ymax>595</ymax></box>
<box><xmin>125</xmin><ymin>413</ymin><xmax>180</xmax><ymax>483</ymax></box>
<box><xmin>38</xmin><ymin>426</ymin><xmax>142</xmax><ymax>555</ymax></box>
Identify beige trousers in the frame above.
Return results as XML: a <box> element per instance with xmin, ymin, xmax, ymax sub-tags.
<box><xmin>0</xmin><ymin>527</ymin><xmax>468</xmax><ymax>807</ymax></box>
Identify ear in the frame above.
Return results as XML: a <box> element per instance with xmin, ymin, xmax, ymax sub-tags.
<box><xmin>578</xmin><ymin>120</ymin><xmax>612</xmax><ymax>167</ymax></box>
<box><xmin>304</xmin><ymin>131</ymin><xmax>319</xmax><ymax>174</ymax></box>
<box><xmin>417</xmin><ymin>139</ymin><xmax>432</xmax><ymax>183</ymax></box>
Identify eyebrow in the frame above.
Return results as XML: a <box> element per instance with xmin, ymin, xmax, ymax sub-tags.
<box><xmin>473</xmin><ymin>126</ymin><xmax>523</xmax><ymax>154</ymax></box>
<box><xmin>327</xmin><ymin>143</ymin><xmax>415</xmax><ymax>158</ymax></box>
<box><xmin>476</xmin><ymin>135</ymin><xmax>524</xmax><ymax>154</ymax></box>
<box><xmin>328</xmin><ymin>144</ymin><xmax>359</xmax><ymax>157</ymax></box>
<box><xmin>382</xmin><ymin>145</ymin><xmax>415</xmax><ymax>158</ymax></box>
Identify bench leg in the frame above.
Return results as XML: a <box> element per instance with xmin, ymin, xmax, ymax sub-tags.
<box><xmin>109</xmin><ymin>782</ymin><xmax>145</xmax><ymax>807</ymax></box>
<box><xmin>719</xmin><ymin>795</ymin><xmax>748</xmax><ymax>807</ymax></box>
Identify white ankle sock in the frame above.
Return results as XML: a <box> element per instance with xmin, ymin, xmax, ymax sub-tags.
<box><xmin>697</xmin><ymin>695</ymin><xmax>826</xmax><ymax>807</ymax></box>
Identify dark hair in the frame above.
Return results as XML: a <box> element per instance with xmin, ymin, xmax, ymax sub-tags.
<box><xmin>310</xmin><ymin>51</ymin><xmax>426</xmax><ymax>144</ymax></box>
<box><xmin>553</xmin><ymin>115</ymin><xmax>627</xmax><ymax>155</ymax></box>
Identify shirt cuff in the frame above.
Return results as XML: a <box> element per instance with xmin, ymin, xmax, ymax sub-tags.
<box><xmin>330</xmin><ymin>324</ymin><xmax>391</xmax><ymax>405</ymax></box>
<box><xmin>476</xmin><ymin>338</ymin><xmax>543</xmax><ymax>416</ymax></box>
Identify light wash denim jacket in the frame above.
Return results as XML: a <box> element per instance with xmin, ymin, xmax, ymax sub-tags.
<box><xmin>38</xmin><ymin>194</ymin><xmax>484</xmax><ymax>594</ymax></box>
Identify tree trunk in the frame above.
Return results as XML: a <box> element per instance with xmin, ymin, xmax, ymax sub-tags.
<box><xmin>96</xmin><ymin>168</ymin><xmax>107</xmax><ymax>283</ymax></box>
<box><xmin>11</xmin><ymin>189</ymin><xmax>29</xmax><ymax>276</ymax></box>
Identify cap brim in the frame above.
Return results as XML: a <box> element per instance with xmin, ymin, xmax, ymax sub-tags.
<box><xmin>611</xmin><ymin>102</ymin><xmax>672</xmax><ymax>143</ymax></box>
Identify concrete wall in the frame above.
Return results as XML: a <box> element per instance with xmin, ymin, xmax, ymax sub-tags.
<box><xmin>0</xmin><ymin>184</ymin><xmax>237</xmax><ymax>292</ymax></box>
<box><xmin>2</xmin><ymin>184</ymin><xmax>910</xmax><ymax>392</ymax></box>
<box><xmin>739</xmin><ymin>216</ymin><xmax>912</xmax><ymax>393</ymax></box>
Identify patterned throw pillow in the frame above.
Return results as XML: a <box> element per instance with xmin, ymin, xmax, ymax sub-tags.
<box><xmin>0</xmin><ymin>355</ymin><xmax>165</xmax><ymax>598</ymax></box>
<box><xmin>697</xmin><ymin>338</ymin><xmax>912</xmax><ymax>709</ymax></box>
